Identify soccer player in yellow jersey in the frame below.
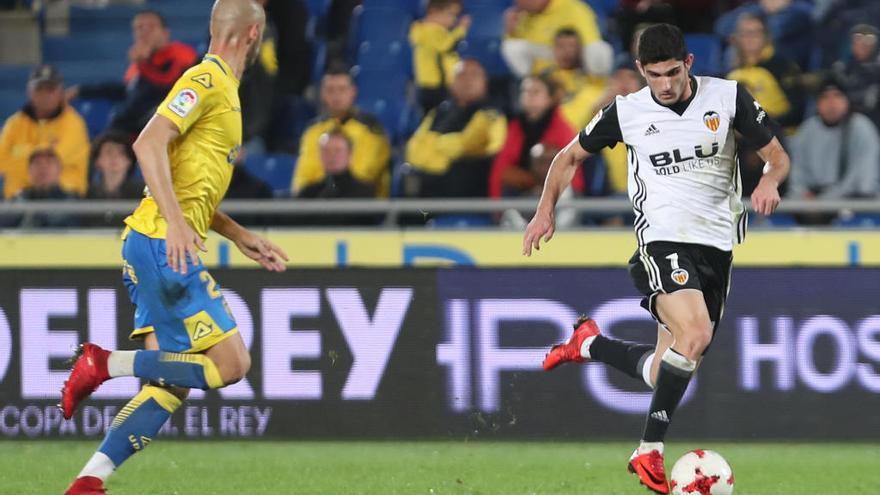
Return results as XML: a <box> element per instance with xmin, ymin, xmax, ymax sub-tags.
<box><xmin>60</xmin><ymin>2</ymin><xmax>286</xmax><ymax>493</ymax></box>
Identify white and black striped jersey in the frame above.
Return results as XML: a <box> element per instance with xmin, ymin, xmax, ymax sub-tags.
<box><xmin>579</xmin><ymin>76</ymin><xmax>776</xmax><ymax>251</ymax></box>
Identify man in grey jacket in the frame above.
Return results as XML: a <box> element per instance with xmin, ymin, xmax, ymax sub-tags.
<box><xmin>788</xmin><ymin>77</ymin><xmax>880</xmax><ymax>202</ymax></box>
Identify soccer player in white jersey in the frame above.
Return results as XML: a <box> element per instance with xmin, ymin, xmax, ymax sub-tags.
<box><xmin>523</xmin><ymin>24</ymin><xmax>790</xmax><ymax>494</ymax></box>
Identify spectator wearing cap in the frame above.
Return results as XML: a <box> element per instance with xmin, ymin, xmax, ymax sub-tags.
<box><xmin>86</xmin><ymin>131</ymin><xmax>144</xmax><ymax>200</ymax></box>
<box><xmin>11</xmin><ymin>148</ymin><xmax>79</xmax><ymax>228</ymax></box>
<box><xmin>727</xmin><ymin>12</ymin><xmax>805</xmax><ymax>130</ymax></box>
<box><xmin>0</xmin><ymin>65</ymin><xmax>90</xmax><ymax>200</ymax></box>
<box><xmin>788</xmin><ymin>78</ymin><xmax>880</xmax><ymax>203</ymax></box>
<box><xmin>66</xmin><ymin>10</ymin><xmax>198</xmax><ymax>135</ymax></box>
<box><xmin>501</xmin><ymin>0</ymin><xmax>613</xmax><ymax>79</ymax></box>
<box><xmin>833</xmin><ymin>24</ymin><xmax>880</xmax><ymax>128</ymax></box>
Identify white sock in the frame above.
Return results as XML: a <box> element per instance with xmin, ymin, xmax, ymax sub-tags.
<box><xmin>107</xmin><ymin>351</ymin><xmax>136</xmax><ymax>378</ymax></box>
<box><xmin>640</xmin><ymin>352</ymin><xmax>656</xmax><ymax>389</ymax></box>
<box><xmin>78</xmin><ymin>452</ymin><xmax>115</xmax><ymax>481</ymax></box>
<box><xmin>580</xmin><ymin>335</ymin><xmax>597</xmax><ymax>359</ymax></box>
<box><xmin>638</xmin><ymin>441</ymin><xmax>664</xmax><ymax>455</ymax></box>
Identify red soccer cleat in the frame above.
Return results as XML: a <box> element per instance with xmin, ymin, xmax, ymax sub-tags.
<box><xmin>628</xmin><ymin>449</ymin><xmax>670</xmax><ymax>494</ymax></box>
<box><xmin>60</xmin><ymin>343</ymin><xmax>111</xmax><ymax>420</ymax></box>
<box><xmin>64</xmin><ymin>476</ymin><xmax>107</xmax><ymax>494</ymax></box>
<box><xmin>542</xmin><ymin>316</ymin><xmax>601</xmax><ymax>371</ymax></box>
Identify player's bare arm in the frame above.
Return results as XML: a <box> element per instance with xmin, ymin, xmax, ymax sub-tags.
<box><xmin>751</xmin><ymin>136</ymin><xmax>791</xmax><ymax>216</ymax></box>
<box><xmin>522</xmin><ymin>136</ymin><xmax>591</xmax><ymax>256</ymax></box>
<box><xmin>132</xmin><ymin>113</ymin><xmax>206</xmax><ymax>274</ymax></box>
<box><xmin>210</xmin><ymin>210</ymin><xmax>289</xmax><ymax>272</ymax></box>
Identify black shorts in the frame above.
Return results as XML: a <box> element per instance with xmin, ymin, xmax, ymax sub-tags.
<box><xmin>628</xmin><ymin>241</ymin><xmax>733</xmax><ymax>332</ymax></box>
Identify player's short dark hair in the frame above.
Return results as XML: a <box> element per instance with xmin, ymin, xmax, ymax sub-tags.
<box><xmin>135</xmin><ymin>9</ymin><xmax>168</xmax><ymax>28</ymax></box>
<box><xmin>426</xmin><ymin>0</ymin><xmax>462</xmax><ymax>11</ymax></box>
<box><xmin>554</xmin><ymin>28</ymin><xmax>581</xmax><ymax>43</ymax></box>
<box><xmin>637</xmin><ymin>23</ymin><xmax>687</xmax><ymax>66</ymax></box>
<box><xmin>323</xmin><ymin>63</ymin><xmax>354</xmax><ymax>83</ymax></box>
<box><xmin>90</xmin><ymin>130</ymin><xmax>137</xmax><ymax>179</ymax></box>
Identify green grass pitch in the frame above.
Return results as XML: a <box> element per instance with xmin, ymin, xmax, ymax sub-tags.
<box><xmin>3</xmin><ymin>441</ymin><xmax>878</xmax><ymax>494</ymax></box>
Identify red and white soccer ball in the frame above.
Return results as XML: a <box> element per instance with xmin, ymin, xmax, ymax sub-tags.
<box><xmin>669</xmin><ymin>449</ymin><xmax>734</xmax><ymax>495</ymax></box>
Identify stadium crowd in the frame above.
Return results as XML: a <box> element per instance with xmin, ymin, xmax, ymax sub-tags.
<box><xmin>1</xmin><ymin>0</ymin><xmax>879</xmax><ymax>227</ymax></box>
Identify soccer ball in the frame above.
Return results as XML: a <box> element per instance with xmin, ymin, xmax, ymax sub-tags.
<box><xmin>669</xmin><ymin>450</ymin><xmax>734</xmax><ymax>495</ymax></box>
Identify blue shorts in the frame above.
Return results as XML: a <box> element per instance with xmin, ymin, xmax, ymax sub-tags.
<box><xmin>121</xmin><ymin>228</ymin><xmax>238</xmax><ymax>353</ymax></box>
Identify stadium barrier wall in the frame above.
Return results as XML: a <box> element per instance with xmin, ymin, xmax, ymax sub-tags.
<box><xmin>1</xmin><ymin>230</ymin><xmax>880</xmax><ymax>267</ymax></box>
<box><xmin>1</xmin><ymin>268</ymin><xmax>878</xmax><ymax>440</ymax></box>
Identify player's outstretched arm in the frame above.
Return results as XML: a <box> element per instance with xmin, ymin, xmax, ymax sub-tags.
<box><xmin>133</xmin><ymin>114</ymin><xmax>206</xmax><ymax>274</ymax></box>
<box><xmin>210</xmin><ymin>210</ymin><xmax>289</xmax><ymax>272</ymax></box>
<box><xmin>522</xmin><ymin>136</ymin><xmax>590</xmax><ymax>256</ymax></box>
<box><xmin>751</xmin><ymin>136</ymin><xmax>790</xmax><ymax>216</ymax></box>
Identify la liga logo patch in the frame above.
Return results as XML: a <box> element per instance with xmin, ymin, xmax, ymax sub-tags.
<box><xmin>671</xmin><ymin>268</ymin><xmax>689</xmax><ymax>285</ymax></box>
<box><xmin>168</xmin><ymin>88</ymin><xmax>198</xmax><ymax>117</ymax></box>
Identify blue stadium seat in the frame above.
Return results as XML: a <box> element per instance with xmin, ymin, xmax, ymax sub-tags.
<box><xmin>430</xmin><ymin>214</ymin><xmax>494</xmax><ymax>228</ymax></box>
<box><xmin>302</xmin><ymin>0</ymin><xmax>331</xmax><ymax>18</ymax></box>
<box><xmin>71</xmin><ymin>99</ymin><xmax>115</xmax><ymax>139</ymax></box>
<box><xmin>763</xmin><ymin>213</ymin><xmax>798</xmax><ymax>227</ymax></box>
<box><xmin>362</xmin><ymin>0</ymin><xmax>425</xmax><ymax>17</ymax></box>
<box><xmin>243</xmin><ymin>153</ymin><xmax>296</xmax><ymax>195</ymax></box>
<box><xmin>53</xmin><ymin>61</ymin><xmax>127</xmax><ymax>86</ymax></box>
<box><xmin>0</xmin><ymin>89</ymin><xmax>24</xmax><ymax>123</ymax></box>
<box><xmin>685</xmin><ymin>34</ymin><xmax>723</xmax><ymax>77</ymax></box>
<box><xmin>43</xmin><ymin>34</ymin><xmax>129</xmax><ymax>63</ymax></box>
<box><xmin>349</xmin><ymin>6</ymin><xmax>413</xmax><ymax>62</ymax></box>
<box><xmin>833</xmin><ymin>213</ymin><xmax>880</xmax><ymax>228</ymax></box>
<box><xmin>0</xmin><ymin>65</ymin><xmax>32</xmax><ymax>89</ymax></box>
<box><xmin>356</xmin><ymin>38</ymin><xmax>412</xmax><ymax>74</ymax></box>
<box><xmin>67</xmin><ymin>5</ymin><xmax>137</xmax><ymax>34</ymax></box>
<box><xmin>458</xmin><ymin>38</ymin><xmax>509</xmax><ymax>77</ymax></box>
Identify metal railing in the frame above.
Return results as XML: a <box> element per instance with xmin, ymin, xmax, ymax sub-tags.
<box><xmin>2</xmin><ymin>198</ymin><xmax>880</xmax><ymax>227</ymax></box>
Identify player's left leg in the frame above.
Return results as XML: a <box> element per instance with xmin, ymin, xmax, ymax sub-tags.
<box><xmin>629</xmin><ymin>289</ymin><xmax>712</xmax><ymax>494</ymax></box>
<box><xmin>66</xmin><ymin>334</ymin><xmax>190</xmax><ymax>495</ymax></box>
<box><xmin>543</xmin><ymin>316</ymin><xmax>657</xmax><ymax>388</ymax></box>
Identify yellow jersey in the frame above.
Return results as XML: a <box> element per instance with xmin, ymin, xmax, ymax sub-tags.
<box><xmin>409</xmin><ymin>20</ymin><xmax>467</xmax><ymax>90</ymax></box>
<box><xmin>125</xmin><ymin>54</ymin><xmax>242</xmax><ymax>240</ymax></box>
<box><xmin>508</xmin><ymin>0</ymin><xmax>602</xmax><ymax>48</ymax></box>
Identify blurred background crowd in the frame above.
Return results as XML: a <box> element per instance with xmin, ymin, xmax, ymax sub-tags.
<box><xmin>0</xmin><ymin>0</ymin><xmax>878</xmax><ymax>228</ymax></box>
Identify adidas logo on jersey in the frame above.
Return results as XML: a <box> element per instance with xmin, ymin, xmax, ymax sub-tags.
<box><xmin>644</xmin><ymin>124</ymin><xmax>660</xmax><ymax>136</ymax></box>
<box><xmin>650</xmin><ymin>410</ymin><xmax>670</xmax><ymax>423</ymax></box>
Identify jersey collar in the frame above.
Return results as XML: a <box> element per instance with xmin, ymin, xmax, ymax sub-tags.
<box><xmin>652</xmin><ymin>75</ymin><xmax>699</xmax><ymax>116</ymax></box>
<box><xmin>203</xmin><ymin>53</ymin><xmax>240</xmax><ymax>86</ymax></box>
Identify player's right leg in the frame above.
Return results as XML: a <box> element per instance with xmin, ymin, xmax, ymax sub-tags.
<box><xmin>65</xmin><ymin>334</ymin><xmax>191</xmax><ymax>494</ymax></box>
<box><xmin>61</xmin><ymin>228</ymin><xmax>248</xmax><ymax>419</ymax></box>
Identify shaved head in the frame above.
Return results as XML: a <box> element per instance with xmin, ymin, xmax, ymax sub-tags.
<box><xmin>210</xmin><ymin>0</ymin><xmax>266</xmax><ymax>66</ymax></box>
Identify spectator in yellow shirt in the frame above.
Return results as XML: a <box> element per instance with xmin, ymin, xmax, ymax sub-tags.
<box><xmin>541</xmin><ymin>28</ymin><xmax>609</xmax><ymax>130</ymax></box>
<box><xmin>291</xmin><ymin>66</ymin><xmax>391</xmax><ymax>197</ymax></box>
<box><xmin>0</xmin><ymin>65</ymin><xmax>89</xmax><ymax>199</ymax></box>
<box><xmin>501</xmin><ymin>0</ymin><xmax>612</xmax><ymax>79</ymax></box>
<box><xmin>409</xmin><ymin>0</ymin><xmax>471</xmax><ymax>113</ymax></box>
<box><xmin>403</xmin><ymin>59</ymin><xmax>507</xmax><ymax>197</ymax></box>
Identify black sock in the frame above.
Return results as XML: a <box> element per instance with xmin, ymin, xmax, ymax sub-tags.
<box><xmin>588</xmin><ymin>335</ymin><xmax>654</xmax><ymax>380</ymax></box>
<box><xmin>642</xmin><ymin>349</ymin><xmax>695</xmax><ymax>443</ymax></box>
